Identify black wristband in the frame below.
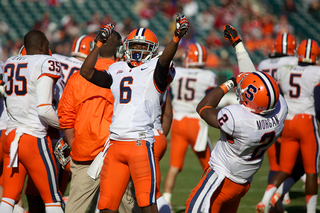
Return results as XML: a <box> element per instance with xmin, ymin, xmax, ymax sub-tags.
<box><xmin>232</xmin><ymin>39</ymin><xmax>242</xmax><ymax>47</ymax></box>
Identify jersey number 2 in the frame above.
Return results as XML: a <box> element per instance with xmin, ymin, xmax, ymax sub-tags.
<box><xmin>250</xmin><ymin>131</ymin><xmax>275</xmax><ymax>160</ymax></box>
<box><xmin>4</xmin><ymin>63</ymin><xmax>28</xmax><ymax>96</ymax></box>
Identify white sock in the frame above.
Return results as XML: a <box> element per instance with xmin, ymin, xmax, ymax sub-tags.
<box><xmin>13</xmin><ymin>204</ymin><xmax>26</xmax><ymax>213</ymax></box>
<box><xmin>157</xmin><ymin>196</ymin><xmax>171</xmax><ymax>213</ymax></box>
<box><xmin>45</xmin><ymin>202</ymin><xmax>64</xmax><ymax>213</ymax></box>
<box><xmin>300</xmin><ymin>174</ymin><xmax>306</xmax><ymax>183</ymax></box>
<box><xmin>306</xmin><ymin>194</ymin><xmax>317</xmax><ymax>213</ymax></box>
<box><xmin>261</xmin><ymin>184</ymin><xmax>277</xmax><ymax>206</ymax></box>
<box><xmin>163</xmin><ymin>192</ymin><xmax>172</xmax><ymax>204</ymax></box>
<box><xmin>0</xmin><ymin>198</ymin><xmax>15</xmax><ymax>212</ymax></box>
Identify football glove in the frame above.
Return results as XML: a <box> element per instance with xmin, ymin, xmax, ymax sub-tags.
<box><xmin>174</xmin><ymin>14</ymin><xmax>189</xmax><ymax>38</ymax></box>
<box><xmin>223</xmin><ymin>24</ymin><xmax>242</xmax><ymax>47</ymax></box>
<box><xmin>95</xmin><ymin>23</ymin><xmax>115</xmax><ymax>44</ymax></box>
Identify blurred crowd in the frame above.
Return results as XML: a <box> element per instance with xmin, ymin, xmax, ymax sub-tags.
<box><xmin>0</xmin><ymin>0</ymin><xmax>319</xmax><ymax>69</ymax></box>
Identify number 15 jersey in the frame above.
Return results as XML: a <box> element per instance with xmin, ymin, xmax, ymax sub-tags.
<box><xmin>3</xmin><ymin>55</ymin><xmax>61</xmax><ymax>138</ymax></box>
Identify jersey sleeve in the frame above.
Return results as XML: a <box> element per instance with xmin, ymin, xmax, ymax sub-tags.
<box><xmin>217</xmin><ymin>107</ymin><xmax>235</xmax><ymax>136</ymax></box>
<box><xmin>154</xmin><ymin>60</ymin><xmax>176</xmax><ymax>93</ymax></box>
<box><xmin>58</xmin><ymin>76</ymin><xmax>76</xmax><ymax>129</ymax></box>
<box><xmin>38</xmin><ymin>57</ymin><xmax>62</xmax><ymax>80</ymax></box>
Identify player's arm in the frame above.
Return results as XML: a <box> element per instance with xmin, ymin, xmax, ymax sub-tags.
<box><xmin>197</xmin><ymin>77</ymin><xmax>237</xmax><ymax>128</ymax></box>
<box><xmin>58</xmin><ymin>79</ymin><xmax>76</xmax><ymax>147</ymax></box>
<box><xmin>154</xmin><ymin>14</ymin><xmax>189</xmax><ymax>93</ymax></box>
<box><xmin>80</xmin><ymin>24</ymin><xmax>114</xmax><ymax>88</ymax></box>
<box><xmin>223</xmin><ymin>24</ymin><xmax>256</xmax><ymax>73</ymax></box>
<box><xmin>161</xmin><ymin>91</ymin><xmax>173</xmax><ymax>136</ymax></box>
<box><xmin>314</xmin><ymin>84</ymin><xmax>320</xmax><ymax>122</ymax></box>
<box><xmin>36</xmin><ymin>76</ymin><xmax>60</xmax><ymax>129</ymax></box>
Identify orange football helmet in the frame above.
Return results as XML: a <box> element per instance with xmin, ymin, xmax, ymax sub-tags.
<box><xmin>297</xmin><ymin>39</ymin><xmax>319</xmax><ymax>64</ymax></box>
<box><xmin>236</xmin><ymin>71</ymin><xmax>280</xmax><ymax>115</ymax></box>
<box><xmin>18</xmin><ymin>45</ymin><xmax>52</xmax><ymax>56</ymax></box>
<box><xmin>183</xmin><ymin>42</ymin><xmax>207</xmax><ymax>68</ymax></box>
<box><xmin>124</xmin><ymin>28</ymin><xmax>159</xmax><ymax>67</ymax></box>
<box><xmin>274</xmin><ymin>33</ymin><xmax>296</xmax><ymax>56</ymax></box>
<box><xmin>71</xmin><ymin>35</ymin><xmax>95</xmax><ymax>58</ymax></box>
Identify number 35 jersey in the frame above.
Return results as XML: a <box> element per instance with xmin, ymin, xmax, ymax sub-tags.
<box><xmin>209</xmin><ymin>95</ymin><xmax>288</xmax><ymax>184</ymax></box>
<box><xmin>108</xmin><ymin>58</ymin><xmax>174</xmax><ymax>142</ymax></box>
<box><xmin>3</xmin><ymin>55</ymin><xmax>61</xmax><ymax>137</ymax></box>
<box><xmin>275</xmin><ymin>64</ymin><xmax>320</xmax><ymax>120</ymax></box>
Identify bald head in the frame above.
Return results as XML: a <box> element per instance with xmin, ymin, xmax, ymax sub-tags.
<box><xmin>24</xmin><ymin>30</ymin><xmax>49</xmax><ymax>55</ymax></box>
<box><xmin>99</xmin><ymin>30</ymin><xmax>122</xmax><ymax>59</ymax></box>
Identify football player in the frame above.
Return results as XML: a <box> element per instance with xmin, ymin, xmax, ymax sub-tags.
<box><xmin>0</xmin><ymin>30</ymin><xmax>63</xmax><ymax>213</ymax></box>
<box><xmin>185</xmin><ymin>24</ymin><xmax>288</xmax><ymax>213</ymax></box>
<box><xmin>257</xmin><ymin>39</ymin><xmax>320</xmax><ymax>213</ymax></box>
<box><xmin>79</xmin><ymin>14</ymin><xmax>189</xmax><ymax>213</ymax></box>
<box><xmin>162</xmin><ymin>42</ymin><xmax>217</xmax><ymax>208</ymax></box>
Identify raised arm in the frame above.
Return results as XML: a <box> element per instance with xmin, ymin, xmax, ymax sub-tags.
<box><xmin>223</xmin><ymin>24</ymin><xmax>256</xmax><ymax>73</ymax></box>
<box><xmin>154</xmin><ymin>14</ymin><xmax>189</xmax><ymax>92</ymax></box>
<box><xmin>80</xmin><ymin>24</ymin><xmax>114</xmax><ymax>87</ymax></box>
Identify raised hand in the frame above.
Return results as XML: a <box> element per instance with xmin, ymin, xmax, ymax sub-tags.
<box><xmin>174</xmin><ymin>14</ymin><xmax>189</xmax><ymax>38</ymax></box>
<box><xmin>95</xmin><ymin>23</ymin><xmax>115</xmax><ymax>45</ymax></box>
<box><xmin>223</xmin><ymin>24</ymin><xmax>242</xmax><ymax>47</ymax></box>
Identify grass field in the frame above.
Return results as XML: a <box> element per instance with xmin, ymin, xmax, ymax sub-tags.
<box><xmin>21</xmin><ymin>127</ymin><xmax>320</xmax><ymax>212</ymax></box>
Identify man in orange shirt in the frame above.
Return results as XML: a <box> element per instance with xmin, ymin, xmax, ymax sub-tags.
<box><xmin>58</xmin><ymin>31</ymin><xmax>122</xmax><ymax>213</ymax></box>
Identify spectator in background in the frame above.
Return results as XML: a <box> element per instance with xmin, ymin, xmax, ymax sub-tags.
<box><xmin>86</xmin><ymin>12</ymin><xmax>102</xmax><ymax>37</ymax></box>
<box><xmin>309</xmin><ymin>0</ymin><xmax>320</xmax><ymax>20</ymax></box>
<box><xmin>116</xmin><ymin>17</ymin><xmax>136</xmax><ymax>39</ymax></box>
<box><xmin>284</xmin><ymin>0</ymin><xmax>297</xmax><ymax>13</ymax></box>
<box><xmin>196</xmin><ymin>9</ymin><xmax>215</xmax><ymax>31</ymax></box>
<box><xmin>160</xmin><ymin>0</ymin><xmax>178</xmax><ymax>19</ymax></box>
<box><xmin>205</xmin><ymin>29</ymin><xmax>223</xmax><ymax>51</ymax></box>
<box><xmin>180</xmin><ymin>0</ymin><xmax>199</xmax><ymax>20</ymax></box>
<box><xmin>274</xmin><ymin>15</ymin><xmax>294</xmax><ymax>36</ymax></box>
<box><xmin>261</xmin><ymin>13</ymin><xmax>275</xmax><ymax>36</ymax></box>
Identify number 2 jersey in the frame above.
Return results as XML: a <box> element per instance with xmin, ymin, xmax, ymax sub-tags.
<box><xmin>209</xmin><ymin>95</ymin><xmax>288</xmax><ymax>184</ymax></box>
<box><xmin>3</xmin><ymin>54</ymin><xmax>61</xmax><ymax>138</ymax></box>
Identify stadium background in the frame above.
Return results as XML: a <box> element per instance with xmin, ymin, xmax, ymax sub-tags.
<box><xmin>0</xmin><ymin>0</ymin><xmax>319</xmax><ymax>212</ymax></box>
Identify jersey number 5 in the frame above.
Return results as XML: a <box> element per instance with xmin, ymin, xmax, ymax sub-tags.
<box><xmin>4</xmin><ymin>63</ymin><xmax>28</xmax><ymax>96</ymax></box>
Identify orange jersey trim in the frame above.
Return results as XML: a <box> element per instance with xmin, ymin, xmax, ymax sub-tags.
<box><xmin>2</xmin><ymin>200</ymin><xmax>14</xmax><ymax>208</ymax></box>
<box><xmin>37</xmin><ymin>103</ymin><xmax>51</xmax><ymax>107</ymax></box>
<box><xmin>38</xmin><ymin>73</ymin><xmax>61</xmax><ymax>80</ymax></box>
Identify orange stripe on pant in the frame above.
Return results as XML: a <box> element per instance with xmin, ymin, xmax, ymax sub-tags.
<box><xmin>98</xmin><ymin>140</ymin><xmax>156</xmax><ymax>210</ymax></box>
<box><xmin>154</xmin><ymin>131</ymin><xmax>167</xmax><ymax>199</ymax></box>
<box><xmin>280</xmin><ymin>114</ymin><xmax>320</xmax><ymax>174</ymax></box>
<box><xmin>2</xmin><ymin>129</ymin><xmax>62</xmax><ymax>203</ymax></box>
<box><xmin>186</xmin><ymin>168</ymin><xmax>250</xmax><ymax>213</ymax></box>
<box><xmin>170</xmin><ymin>118</ymin><xmax>211</xmax><ymax>170</ymax></box>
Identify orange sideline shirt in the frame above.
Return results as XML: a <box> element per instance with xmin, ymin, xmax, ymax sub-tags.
<box><xmin>58</xmin><ymin>58</ymin><xmax>115</xmax><ymax>161</ymax></box>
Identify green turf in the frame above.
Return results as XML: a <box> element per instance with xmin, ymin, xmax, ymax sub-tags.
<box><xmin>22</xmin><ymin>127</ymin><xmax>320</xmax><ymax>212</ymax></box>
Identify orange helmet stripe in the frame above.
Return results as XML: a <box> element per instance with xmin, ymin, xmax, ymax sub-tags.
<box><xmin>253</xmin><ymin>71</ymin><xmax>277</xmax><ymax>110</ymax></box>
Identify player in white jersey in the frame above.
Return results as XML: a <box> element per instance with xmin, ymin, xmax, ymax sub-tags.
<box><xmin>257</xmin><ymin>39</ymin><xmax>320</xmax><ymax>213</ymax></box>
<box><xmin>256</xmin><ymin>33</ymin><xmax>300</xmax><ymax>208</ymax></box>
<box><xmin>80</xmin><ymin>15</ymin><xmax>189</xmax><ymax>213</ymax></box>
<box><xmin>0</xmin><ymin>30</ymin><xmax>64</xmax><ymax>213</ymax></box>
<box><xmin>185</xmin><ymin>24</ymin><xmax>288</xmax><ymax>213</ymax></box>
<box><xmin>162</xmin><ymin>42</ymin><xmax>217</xmax><ymax>208</ymax></box>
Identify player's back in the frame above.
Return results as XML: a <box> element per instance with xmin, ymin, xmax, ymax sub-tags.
<box><xmin>210</xmin><ymin>95</ymin><xmax>288</xmax><ymax>184</ymax></box>
<box><xmin>276</xmin><ymin>64</ymin><xmax>320</xmax><ymax>119</ymax></box>
<box><xmin>258</xmin><ymin>56</ymin><xmax>297</xmax><ymax>78</ymax></box>
<box><xmin>4</xmin><ymin>54</ymin><xmax>61</xmax><ymax>137</ymax></box>
<box><xmin>53</xmin><ymin>53</ymin><xmax>83</xmax><ymax>84</ymax></box>
<box><xmin>108</xmin><ymin>58</ymin><xmax>165</xmax><ymax>141</ymax></box>
<box><xmin>170</xmin><ymin>67</ymin><xmax>217</xmax><ymax>118</ymax></box>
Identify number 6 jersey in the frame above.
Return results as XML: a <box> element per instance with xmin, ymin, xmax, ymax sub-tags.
<box><xmin>209</xmin><ymin>95</ymin><xmax>288</xmax><ymax>184</ymax></box>
<box><xmin>3</xmin><ymin>54</ymin><xmax>61</xmax><ymax>137</ymax></box>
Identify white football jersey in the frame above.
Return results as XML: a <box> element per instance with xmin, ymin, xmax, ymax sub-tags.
<box><xmin>257</xmin><ymin>56</ymin><xmax>297</xmax><ymax>78</ymax></box>
<box><xmin>108</xmin><ymin>58</ymin><xmax>174</xmax><ymax>142</ymax></box>
<box><xmin>275</xmin><ymin>64</ymin><xmax>320</xmax><ymax>120</ymax></box>
<box><xmin>3</xmin><ymin>54</ymin><xmax>61</xmax><ymax>137</ymax></box>
<box><xmin>0</xmin><ymin>61</ymin><xmax>9</xmax><ymax>130</ymax></box>
<box><xmin>170</xmin><ymin>67</ymin><xmax>217</xmax><ymax>119</ymax></box>
<box><xmin>52</xmin><ymin>53</ymin><xmax>83</xmax><ymax>84</ymax></box>
<box><xmin>209</xmin><ymin>95</ymin><xmax>288</xmax><ymax>184</ymax></box>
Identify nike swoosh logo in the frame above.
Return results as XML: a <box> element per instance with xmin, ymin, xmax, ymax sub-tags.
<box><xmin>141</xmin><ymin>67</ymin><xmax>148</xmax><ymax>71</ymax></box>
